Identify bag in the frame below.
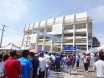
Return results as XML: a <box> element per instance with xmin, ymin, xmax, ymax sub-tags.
<box><xmin>86</xmin><ymin>56</ymin><xmax>90</xmax><ymax>62</ymax></box>
<box><xmin>49</xmin><ymin>60</ymin><xmax>54</xmax><ymax>70</ymax></box>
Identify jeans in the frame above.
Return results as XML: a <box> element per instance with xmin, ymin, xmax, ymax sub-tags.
<box><xmin>56</xmin><ymin>63</ymin><xmax>60</xmax><ymax>72</ymax></box>
<box><xmin>47</xmin><ymin>70</ymin><xmax>53</xmax><ymax>78</ymax></box>
<box><xmin>45</xmin><ymin>67</ymin><xmax>49</xmax><ymax>78</ymax></box>
<box><xmin>38</xmin><ymin>70</ymin><xmax>45</xmax><ymax>78</ymax></box>
<box><xmin>66</xmin><ymin>65</ymin><xmax>72</xmax><ymax>74</ymax></box>
<box><xmin>76</xmin><ymin>62</ymin><xmax>79</xmax><ymax>67</ymax></box>
<box><xmin>61</xmin><ymin>61</ymin><xmax>65</xmax><ymax>69</ymax></box>
<box><xmin>84</xmin><ymin>63</ymin><xmax>88</xmax><ymax>71</ymax></box>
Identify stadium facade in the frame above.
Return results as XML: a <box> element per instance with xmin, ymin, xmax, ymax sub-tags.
<box><xmin>21</xmin><ymin>12</ymin><xmax>93</xmax><ymax>52</ymax></box>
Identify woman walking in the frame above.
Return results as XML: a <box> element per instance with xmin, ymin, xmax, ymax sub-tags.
<box><xmin>83</xmin><ymin>54</ymin><xmax>89</xmax><ymax>72</ymax></box>
<box><xmin>65</xmin><ymin>55</ymin><xmax>72</xmax><ymax>75</ymax></box>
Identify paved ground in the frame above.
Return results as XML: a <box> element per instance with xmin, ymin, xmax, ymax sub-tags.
<box><xmin>54</xmin><ymin>69</ymin><xmax>83</xmax><ymax>78</ymax></box>
<box><xmin>54</xmin><ymin>62</ymin><xmax>97</xmax><ymax>78</ymax></box>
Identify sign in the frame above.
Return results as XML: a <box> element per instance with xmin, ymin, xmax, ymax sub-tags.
<box><xmin>30</xmin><ymin>34</ymin><xmax>37</xmax><ymax>43</ymax></box>
<box><xmin>52</xmin><ymin>24</ymin><xmax>62</xmax><ymax>34</ymax></box>
<box><xmin>63</xmin><ymin>45</ymin><xmax>76</xmax><ymax>51</ymax></box>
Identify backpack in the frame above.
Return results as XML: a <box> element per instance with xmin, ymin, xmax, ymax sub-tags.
<box><xmin>86</xmin><ymin>56</ymin><xmax>90</xmax><ymax>62</ymax></box>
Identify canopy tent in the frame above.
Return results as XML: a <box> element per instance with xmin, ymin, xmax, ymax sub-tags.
<box><xmin>0</xmin><ymin>43</ymin><xmax>20</xmax><ymax>50</ymax></box>
<box><xmin>99</xmin><ymin>44</ymin><xmax>104</xmax><ymax>50</ymax></box>
<box><xmin>20</xmin><ymin>46</ymin><xmax>30</xmax><ymax>50</ymax></box>
<box><xmin>95</xmin><ymin>44</ymin><xmax>104</xmax><ymax>52</ymax></box>
<box><xmin>76</xmin><ymin>49</ymin><xmax>86</xmax><ymax>53</ymax></box>
<box><xmin>86</xmin><ymin>47</ymin><xmax>98</xmax><ymax>54</ymax></box>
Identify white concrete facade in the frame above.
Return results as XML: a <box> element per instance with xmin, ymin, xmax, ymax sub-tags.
<box><xmin>21</xmin><ymin>12</ymin><xmax>92</xmax><ymax>52</ymax></box>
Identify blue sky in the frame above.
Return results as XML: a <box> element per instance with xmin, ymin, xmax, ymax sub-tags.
<box><xmin>0</xmin><ymin>0</ymin><xmax>104</xmax><ymax>46</ymax></box>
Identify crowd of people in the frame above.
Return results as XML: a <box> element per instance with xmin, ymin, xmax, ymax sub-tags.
<box><xmin>0</xmin><ymin>49</ymin><xmax>103</xmax><ymax>78</ymax></box>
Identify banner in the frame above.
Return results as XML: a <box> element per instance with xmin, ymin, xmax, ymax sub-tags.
<box><xmin>63</xmin><ymin>45</ymin><xmax>76</xmax><ymax>51</ymax></box>
<box><xmin>30</xmin><ymin>34</ymin><xmax>37</xmax><ymax>43</ymax></box>
<box><xmin>52</xmin><ymin>24</ymin><xmax>62</xmax><ymax>34</ymax></box>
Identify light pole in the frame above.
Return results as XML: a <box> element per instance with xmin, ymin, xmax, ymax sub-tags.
<box><xmin>0</xmin><ymin>25</ymin><xmax>7</xmax><ymax>48</ymax></box>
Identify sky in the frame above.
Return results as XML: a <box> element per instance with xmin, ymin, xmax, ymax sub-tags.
<box><xmin>0</xmin><ymin>0</ymin><xmax>104</xmax><ymax>47</ymax></box>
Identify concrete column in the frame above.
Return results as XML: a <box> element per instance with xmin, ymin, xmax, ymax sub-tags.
<box><xmin>30</xmin><ymin>23</ymin><xmax>35</xmax><ymax>49</ymax></box>
<box><xmin>26</xmin><ymin>24</ymin><xmax>30</xmax><ymax>47</ymax></box>
<box><xmin>42</xmin><ymin>20</ymin><xmax>47</xmax><ymax>50</ymax></box>
<box><xmin>50</xmin><ymin>18</ymin><xmax>55</xmax><ymax>51</ymax></box>
<box><xmin>61</xmin><ymin>16</ymin><xmax>65</xmax><ymax>52</ymax></box>
<box><xmin>21</xmin><ymin>25</ymin><xmax>26</xmax><ymax>47</ymax></box>
<box><xmin>42</xmin><ymin>28</ymin><xmax>46</xmax><ymax>50</ymax></box>
<box><xmin>35</xmin><ymin>22</ymin><xmax>41</xmax><ymax>49</ymax></box>
<box><xmin>73</xmin><ymin>14</ymin><xmax>76</xmax><ymax>46</ymax></box>
<box><xmin>86</xmin><ymin>17</ymin><xmax>89</xmax><ymax>51</ymax></box>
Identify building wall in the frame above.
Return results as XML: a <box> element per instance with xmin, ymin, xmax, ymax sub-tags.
<box><xmin>22</xmin><ymin>12</ymin><xmax>93</xmax><ymax>52</ymax></box>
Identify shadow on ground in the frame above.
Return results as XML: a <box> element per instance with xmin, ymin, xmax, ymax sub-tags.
<box><xmin>71</xmin><ymin>73</ymin><xmax>82</xmax><ymax>75</ymax></box>
<box><xmin>54</xmin><ymin>72</ymin><xmax>65</xmax><ymax>78</ymax></box>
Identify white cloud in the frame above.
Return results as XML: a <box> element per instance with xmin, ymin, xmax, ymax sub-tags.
<box><xmin>88</xmin><ymin>5</ymin><xmax>104</xmax><ymax>23</ymax></box>
<box><xmin>0</xmin><ymin>0</ymin><xmax>28</xmax><ymax>24</ymax></box>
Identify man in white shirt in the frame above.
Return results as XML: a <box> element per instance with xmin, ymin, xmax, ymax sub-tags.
<box><xmin>39</xmin><ymin>53</ymin><xmax>46</xmax><ymax>78</ymax></box>
<box><xmin>93</xmin><ymin>50</ymin><xmax>104</xmax><ymax>78</ymax></box>
<box><xmin>0</xmin><ymin>54</ymin><xmax>4</xmax><ymax>77</ymax></box>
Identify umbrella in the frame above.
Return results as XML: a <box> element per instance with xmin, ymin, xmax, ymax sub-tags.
<box><xmin>38</xmin><ymin>49</ymin><xmax>44</xmax><ymax>52</ymax></box>
<box><xmin>30</xmin><ymin>49</ymin><xmax>38</xmax><ymax>54</ymax></box>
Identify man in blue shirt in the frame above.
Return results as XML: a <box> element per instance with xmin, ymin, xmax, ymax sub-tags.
<box><xmin>18</xmin><ymin>50</ymin><xmax>33</xmax><ymax>78</ymax></box>
<box><xmin>76</xmin><ymin>54</ymin><xmax>80</xmax><ymax>68</ymax></box>
<box><xmin>55</xmin><ymin>54</ymin><xmax>61</xmax><ymax>72</ymax></box>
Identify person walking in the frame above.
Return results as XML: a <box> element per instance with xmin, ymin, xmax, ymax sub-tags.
<box><xmin>93</xmin><ymin>50</ymin><xmax>104</xmax><ymax>78</ymax></box>
<box><xmin>0</xmin><ymin>54</ymin><xmax>4</xmax><ymax>78</ymax></box>
<box><xmin>30</xmin><ymin>52</ymin><xmax>39</xmax><ymax>78</ymax></box>
<box><xmin>93</xmin><ymin>53</ymin><xmax>98</xmax><ymax>63</ymax></box>
<box><xmin>83</xmin><ymin>54</ymin><xmax>89</xmax><ymax>72</ymax></box>
<box><xmin>38</xmin><ymin>53</ymin><xmax>46</xmax><ymax>78</ymax></box>
<box><xmin>48</xmin><ymin>57</ymin><xmax>54</xmax><ymax>78</ymax></box>
<box><xmin>87</xmin><ymin>54</ymin><xmax>91</xmax><ymax>67</ymax></box>
<box><xmin>4</xmin><ymin>50</ymin><xmax>22</xmax><ymax>78</ymax></box>
<box><xmin>18</xmin><ymin>50</ymin><xmax>33</xmax><ymax>78</ymax></box>
<box><xmin>75</xmin><ymin>54</ymin><xmax>80</xmax><ymax>68</ymax></box>
<box><xmin>65</xmin><ymin>55</ymin><xmax>72</xmax><ymax>75</ymax></box>
<box><xmin>55</xmin><ymin>54</ymin><xmax>61</xmax><ymax>72</ymax></box>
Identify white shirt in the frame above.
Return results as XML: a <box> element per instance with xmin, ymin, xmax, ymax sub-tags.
<box><xmin>44</xmin><ymin>54</ymin><xmax>49</xmax><ymax>67</ymax></box>
<box><xmin>93</xmin><ymin>60</ymin><xmax>104</xmax><ymax>77</ymax></box>
<box><xmin>0</xmin><ymin>61</ymin><xmax>4</xmax><ymax>76</ymax></box>
<box><xmin>51</xmin><ymin>55</ymin><xmax>55</xmax><ymax>61</ymax></box>
<box><xmin>44</xmin><ymin>54</ymin><xmax>49</xmax><ymax>59</ymax></box>
<box><xmin>0</xmin><ymin>61</ymin><xmax>4</xmax><ymax>69</ymax></box>
<box><xmin>39</xmin><ymin>57</ymin><xmax>46</xmax><ymax>72</ymax></box>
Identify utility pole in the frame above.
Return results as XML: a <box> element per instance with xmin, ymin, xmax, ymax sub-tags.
<box><xmin>0</xmin><ymin>25</ymin><xmax>7</xmax><ymax>48</ymax></box>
